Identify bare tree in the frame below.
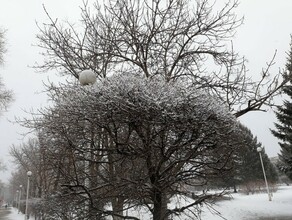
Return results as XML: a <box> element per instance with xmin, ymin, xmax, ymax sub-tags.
<box><xmin>87</xmin><ymin>75</ymin><xmax>238</xmax><ymax>220</ymax></box>
<box><xmin>0</xmin><ymin>29</ymin><xmax>6</xmax><ymax>65</ymax></box>
<box><xmin>10</xmin><ymin>137</ymin><xmax>66</xmax><ymax>218</ymax></box>
<box><xmin>18</xmin><ymin>92</ymin><xmax>111</xmax><ymax>219</ymax></box>
<box><xmin>20</xmin><ymin>74</ymin><xmax>239</xmax><ymax>219</ymax></box>
<box><xmin>0</xmin><ymin>159</ymin><xmax>6</xmax><ymax>171</ymax></box>
<box><xmin>36</xmin><ymin>0</ymin><xmax>288</xmax><ymax>117</ymax></box>
<box><xmin>17</xmin><ymin>0</ymin><xmax>291</xmax><ymax>219</ymax></box>
<box><xmin>0</xmin><ymin>29</ymin><xmax>13</xmax><ymax>111</ymax></box>
<box><xmin>10</xmin><ymin>139</ymin><xmax>45</xmax><ymax>198</ymax></box>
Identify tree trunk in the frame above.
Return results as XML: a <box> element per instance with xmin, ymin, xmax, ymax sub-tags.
<box><xmin>153</xmin><ymin>191</ymin><xmax>168</xmax><ymax>220</ymax></box>
<box><xmin>106</xmin><ymin>134</ymin><xmax>124</xmax><ymax>220</ymax></box>
<box><xmin>112</xmin><ymin>197</ymin><xmax>124</xmax><ymax>220</ymax></box>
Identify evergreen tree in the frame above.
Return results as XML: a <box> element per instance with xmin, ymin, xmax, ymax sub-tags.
<box><xmin>239</xmin><ymin>139</ymin><xmax>278</xmax><ymax>184</ymax></box>
<box><xmin>271</xmin><ymin>86</ymin><xmax>292</xmax><ymax>179</ymax></box>
<box><xmin>271</xmin><ymin>42</ymin><xmax>292</xmax><ymax>180</ymax></box>
<box><xmin>213</xmin><ymin>123</ymin><xmax>278</xmax><ymax>191</ymax></box>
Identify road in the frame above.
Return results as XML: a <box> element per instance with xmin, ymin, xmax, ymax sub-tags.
<box><xmin>0</xmin><ymin>207</ymin><xmax>12</xmax><ymax>219</ymax></box>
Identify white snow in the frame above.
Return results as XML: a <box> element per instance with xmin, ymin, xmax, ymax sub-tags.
<box><xmin>5</xmin><ymin>185</ymin><xmax>292</xmax><ymax>220</ymax></box>
<box><xmin>201</xmin><ymin>185</ymin><xmax>292</xmax><ymax>220</ymax></box>
<box><xmin>5</xmin><ymin>207</ymin><xmax>25</xmax><ymax>220</ymax></box>
<box><xmin>108</xmin><ymin>185</ymin><xmax>292</xmax><ymax>220</ymax></box>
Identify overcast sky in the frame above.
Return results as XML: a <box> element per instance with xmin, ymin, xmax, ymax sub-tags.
<box><xmin>0</xmin><ymin>0</ymin><xmax>291</xmax><ymax>182</ymax></box>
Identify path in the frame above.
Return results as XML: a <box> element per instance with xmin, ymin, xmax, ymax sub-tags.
<box><xmin>259</xmin><ymin>218</ymin><xmax>292</xmax><ymax>220</ymax></box>
<box><xmin>0</xmin><ymin>207</ymin><xmax>12</xmax><ymax>219</ymax></box>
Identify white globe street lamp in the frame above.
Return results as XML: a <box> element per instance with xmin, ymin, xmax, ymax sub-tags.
<box><xmin>79</xmin><ymin>69</ymin><xmax>97</xmax><ymax>86</ymax></box>
<box><xmin>25</xmin><ymin>171</ymin><xmax>32</xmax><ymax>220</ymax></box>
<box><xmin>257</xmin><ymin>147</ymin><xmax>272</xmax><ymax>201</ymax></box>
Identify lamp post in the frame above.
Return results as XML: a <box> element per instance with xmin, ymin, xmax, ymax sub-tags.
<box><xmin>79</xmin><ymin>69</ymin><xmax>96</xmax><ymax>217</ymax></box>
<box><xmin>16</xmin><ymin>190</ymin><xmax>19</xmax><ymax>208</ymax></box>
<box><xmin>18</xmin><ymin>185</ymin><xmax>22</xmax><ymax>213</ymax></box>
<box><xmin>78</xmin><ymin>69</ymin><xmax>96</xmax><ymax>186</ymax></box>
<box><xmin>25</xmin><ymin>171</ymin><xmax>32</xmax><ymax>220</ymax></box>
<box><xmin>257</xmin><ymin>147</ymin><xmax>272</xmax><ymax>201</ymax></box>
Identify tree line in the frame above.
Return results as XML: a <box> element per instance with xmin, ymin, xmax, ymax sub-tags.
<box><xmin>12</xmin><ymin>75</ymin><xmax>238</xmax><ymax>219</ymax></box>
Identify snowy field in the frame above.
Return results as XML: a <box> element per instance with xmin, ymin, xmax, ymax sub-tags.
<box><xmin>201</xmin><ymin>185</ymin><xmax>292</xmax><ymax>220</ymax></box>
<box><xmin>6</xmin><ymin>185</ymin><xmax>292</xmax><ymax>220</ymax></box>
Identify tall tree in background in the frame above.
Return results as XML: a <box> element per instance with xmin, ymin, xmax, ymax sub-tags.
<box><xmin>214</xmin><ymin>123</ymin><xmax>278</xmax><ymax>192</ymax></box>
<box><xmin>0</xmin><ymin>28</ymin><xmax>12</xmax><ymax>189</ymax></box>
<box><xmin>0</xmin><ymin>29</ymin><xmax>5</xmax><ymax>64</ymax></box>
<box><xmin>0</xmin><ymin>29</ymin><xmax>13</xmax><ymax>111</ymax></box>
<box><xmin>238</xmin><ymin>125</ymin><xmax>278</xmax><ymax>185</ymax></box>
<box><xmin>271</xmin><ymin>44</ymin><xmax>292</xmax><ymax>179</ymax></box>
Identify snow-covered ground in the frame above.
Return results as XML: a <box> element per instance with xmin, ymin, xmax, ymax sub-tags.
<box><xmin>6</xmin><ymin>185</ymin><xmax>292</xmax><ymax>220</ymax></box>
<box><xmin>201</xmin><ymin>185</ymin><xmax>292</xmax><ymax>220</ymax></box>
<box><xmin>5</xmin><ymin>207</ymin><xmax>25</xmax><ymax>220</ymax></box>
<box><xmin>124</xmin><ymin>185</ymin><xmax>292</xmax><ymax>220</ymax></box>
